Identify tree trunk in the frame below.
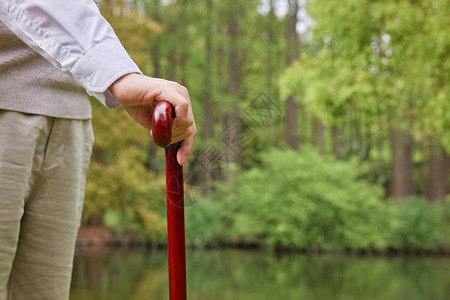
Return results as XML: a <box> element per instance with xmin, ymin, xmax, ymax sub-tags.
<box><xmin>224</xmin><ymin>3</ymin><xmax>242</xmax><ymax>169</ymax></box>
<box><xmin>389</xmin><ymin>128</ymin><xmax>415</xmax><ymax>198</ymax></box>
<box><xmin>86</xmin><ymin>213</ymin><xmax>103</xmax><ymax>227</ymax></box>
<box><xmin>266</xmin><ymin>1</ymin><xmax>275</xmax><ymax>93</ymax></box>
<box><xmin>313</xmin><ymin>117</ymin><xmax>325</xmax><ymax>154</ymax></box>
<box><xmin>331</xmin><ymin>125</ymin><xmax>339</xmax><ymax>158</ymax></box>
<box><xmin>428</xmin><ymin>142</ymin><xmax>448</xmax><ymax>201</ymax></box>
<box><xmin>178</xmin><ymin>0</ymin><xmax>188</xmax><ymax>86</ymax></box>
<box><xmin>197</xmin><ymin>0</ymin><xmax>214</xmax><ymax>195</ymax></box>
<box><xmin>363</xmin><ymin>123</ymin><xmax>372</xmax><ymax>159</ymax></box>
<box><xmin>285</xmin><ymin>0</ymin><xmax>299</xmax><ymax>150</ymax></box>
<box><xmin>376</xmin><ymin>121</ymin><xmax>387</xmax><ymax>189</ymax></box>
<box><xmin>285</xmin><ymin>96</ymin><xmax>298</xmax><ymax>150</ymax></box>
<box><xmin>167</xmin><ymin>9</ymin><xmax>178</xmax><ymax>81</ymax></box>
<box><xmin>265</xmin><ymin>1</ymin><xmax>276</xmax><ymax>146</ymax></box>
<box><xmin>147</xmin><ymin>0</ymin><xmax>161</xmax><ymax>174</ymax></box>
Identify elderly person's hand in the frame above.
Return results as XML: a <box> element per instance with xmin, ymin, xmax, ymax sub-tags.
<box><xmin>109</xmin><ymin>73</ymin><xmax>196</xmax><ymax>166</ymax></box>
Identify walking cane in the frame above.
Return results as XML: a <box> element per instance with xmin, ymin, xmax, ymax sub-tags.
<box><xmin>152</xmin><ymin>100</ymin><xmax>187</xmax><ymax>300</ymax></box>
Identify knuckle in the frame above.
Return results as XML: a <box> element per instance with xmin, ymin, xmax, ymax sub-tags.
<box><xmin>187</xmin><ymin>126</ymin><xmax>196</xmax><ymax>136</ymax></box>
<box><xmin>180</xmin><ymin>100</ymin><xmax>190</xmax><ymax>110</ymax></box>
<box><xmin>164</xmin><ymin>80</ymin><xmax>178</xmax><ymax>90</ymax></box>
<box><xmin>181</xmin><ymin>85</ymin><xmax>189</xmax><ymax>95</ymax></box>
<box><xmin>182</xmin><ymin>119</ymin><xmax>194</xmax><ymax>129</ymax></box>
<box><xmin>176</xmin><ymin>83</ymin><xmax>190</xmax><ymax>97</ymax></box>
<box><xmin>185</xmin><ymin>145</ymin><xmax>192</xmax><ymax>155</ymax></box>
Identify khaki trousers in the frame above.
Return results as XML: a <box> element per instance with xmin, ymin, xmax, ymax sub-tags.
<box><xmin>0</xmin><ymin>111</ymin><xmax>93</xmax><ymax>299</ymax></box>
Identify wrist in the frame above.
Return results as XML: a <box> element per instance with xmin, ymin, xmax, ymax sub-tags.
<box><xmin>108</xmin><ymin>73</ymin><xmax>142</xmax><ymax>104</ymax></box>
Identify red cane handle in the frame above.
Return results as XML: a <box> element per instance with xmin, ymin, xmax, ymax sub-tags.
<box><xmin>152</xmin><ymin>100</ymin><xmax>175</xmax><ymax>148</ymax></box>
<box><xmin>152</xmin><ymin>100</ymin><xmax>187</xmax><ymax>300</ymax></box>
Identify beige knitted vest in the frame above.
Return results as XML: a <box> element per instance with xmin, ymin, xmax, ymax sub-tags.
<box><xmin>0</xmin><ymin>21</ymin><xmax>91</xmax><ymax>119</ymax></box>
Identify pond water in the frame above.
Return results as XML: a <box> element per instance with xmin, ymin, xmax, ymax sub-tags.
<box><xmin>70</xmin><ymin>248</ymin><xmax>450</xmax><ymax>300</ymax></box>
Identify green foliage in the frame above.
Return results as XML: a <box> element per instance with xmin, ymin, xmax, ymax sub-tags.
<box><xmin>281</xmin><ymin>0</ymin><xmax>450</xmax><ymax>149</ymax></box>
<box><xmin>186</xmin><ymin>148</ymin><xmax>450</xmax><ymax>252</ymax></box>
<box><xmin>83</xmin><ymin>101</ymin><xmax>167</xmax><ymax>241</ymax></box>
<box><xmin>100</xmin><ymin>0</ymin><xmax>162</xmax><ymax>66</ymax></box>
<box><xmin>230</xmin><ymin>148</ymin><xmax>388</xmax><ymax>251</ymax></box>
<box><xmin>389</xmin><ymin>197</ymin><xmax>437</xmax><ymax>250</ymax></box>
<box><xmin>188</xmin><ymin>148</ymin><xmax>387</xmax><ymax>250</ymax></box>
<box><xmin>81</xmin><ymin>1</ymin><xmax>169</xmax><ymax>241</ymax></box>
<box><xmin>388</xmin><ymin>197</ymin><xmax>449</xmax><ymax>250</ymax></box>
<box><xmin>80</xmin><ymin>0</ymin><xmax>449</xmax><ymax>252</ymax></box>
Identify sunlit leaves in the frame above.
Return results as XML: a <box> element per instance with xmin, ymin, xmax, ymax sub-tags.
<box><xmin>280</xmin><ymin>0</ymin><xmax>449</xmax><ymax>148</ymax></box>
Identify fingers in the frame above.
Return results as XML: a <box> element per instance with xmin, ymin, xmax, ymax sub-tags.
<box><xmin>172</xmin><ymin>119</ymin><xmax>196</xmax><ymax>165</ymax></box>
<box><xmin>171</xmin><ymin>123</ymin><xmax>196</xmax><ymax>144</ymax></box>
<box><xmin>153</xmin><ymin>81</ymin><xmax>195</xmax><ymax>163</ymax></box>
<box><xmin>112</xmin><ymin>74</ymin><xmax>196</xmax><ymax>163</ymax></box>
<box><xmin>152</xmin><ymin>81</ymin><xmax>196</xmax><ymax>165</ymax></box>
<box><xmin>172</xmin><ymin>114</ymin><xmax>193</xmax><ymax>138</ymax></box>
<box><xmin>151</xmin><ymin>81</ymin><xmax>192</xmax><ymax>134</ymax></box>
<box><xmin>177</xmin><ymin>132</ymin><xmax>196</xmax><ymax>166</ymax></box>
<box><xmin>162</xmin><ymin>87</ymin><xmax>190</xmax><ymax>129</ymax></box>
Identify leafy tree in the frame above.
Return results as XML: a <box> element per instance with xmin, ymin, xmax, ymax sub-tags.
<box><xmin>280</xmin><ymin>0</ymin><xmax>449</xmax><ymax>199</ymax></box>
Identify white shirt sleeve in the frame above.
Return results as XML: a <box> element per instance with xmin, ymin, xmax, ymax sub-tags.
<box><xmin>0</xmin><ymin>0</ymin><xmax>142</xmax><ymax>108</ymax></box>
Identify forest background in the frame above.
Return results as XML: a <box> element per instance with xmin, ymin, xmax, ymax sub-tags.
<box><xmin>81</xmin><ymin>0</ymin><xmax>450</xmax><ymax>252</ymax></box>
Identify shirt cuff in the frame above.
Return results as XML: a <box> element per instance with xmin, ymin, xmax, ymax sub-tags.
<box><xmin>70</xmin><ymin>38</ymin><xmax>142</xmax><ymax>108</ymax></box>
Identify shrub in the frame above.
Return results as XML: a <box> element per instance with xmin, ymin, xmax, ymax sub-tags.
<box><xmin>186</xmin><ymin>148</ymin><xmax>450</xmax><ymax>252</ymax></box>
<box><xmin>187</xmin><ymin>148</ymin><xmax>390</xmax><ymax>251</ymax></box>
<box><xmin>388</xmin><ymin>196</ymin><xmax>446</xmax><ymax>251</ymax></box>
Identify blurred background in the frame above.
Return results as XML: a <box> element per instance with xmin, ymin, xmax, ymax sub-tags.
<box><xmin>72</xmin><ymin>0</ymin><xmax>450</xmax><ymax>299</ymax></box>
